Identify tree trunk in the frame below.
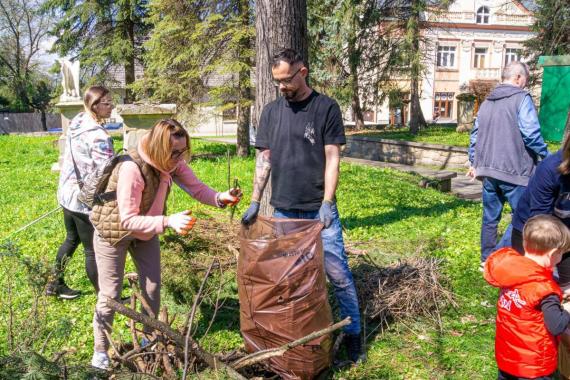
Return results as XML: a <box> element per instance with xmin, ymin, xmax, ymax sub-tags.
<box><xmin>40</xmin><ymin>110</ymin><xmax>47</xmax><ymax>131</ymax></box>
<box><xmin>349</xmin><ymin>41</ymin><xmax>364</xmax><ymax>130</ymax></box>
<box><xmin>347</xmin><ymin>9</ymin><xmax>364</xmax><ymax>131</ymax></box>
<box><xmin>255</xmin><ymin>0</ymin><xmax>308</xmax><ymax>216</ymax></box>
<box><xmin>236</xmin><ymin>76</ymin><xmax>250</xmax><ymax>157</ymax></box>
<box><xmin>123</xmin><ymin>2</ymin><xmax>136</xmax><ymax>104</ymax></box>
<box><xmin>408</xmin><ymin>0</ymin><xmax>426</xmax><ymax>135</ymax></box>
<box><xmin>236</xmin><ymin>0</ymin><xmax>251</xmax><ymax>158</ymax></box>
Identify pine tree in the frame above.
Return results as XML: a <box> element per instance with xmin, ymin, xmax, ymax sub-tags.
<box><xmin>43</xmin><ymin>0</ymin><xmax>150</xmax><ymax>103</ymax></box>
<box><xmin>309</xmin><ymin>0</ymin><xmax>405</xmax><ymax>130</ymax></box>
<box><xmin>139</xmin><ymin>0</ymin><xmax>254</xmax><ymax>156</ymax></box>
<box><xmin>309</xmin><ymin>0</ymin><xmax>449</xmax><ymax>134</ymax></box>
<box><xmin>524</xmin><ymin>0</ymin><xmax>570</xmax><ymax>62</ymax></box>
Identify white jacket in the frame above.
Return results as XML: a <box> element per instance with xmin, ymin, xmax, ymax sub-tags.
<box><xmin>57</xmin><ymin>112</ymin><xmax>114</xmax><ymax>214</ymax></box>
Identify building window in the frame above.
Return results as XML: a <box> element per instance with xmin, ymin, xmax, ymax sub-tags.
<box><xmin>474</xmin><ymin>48</ymin><xmax>487</xmax><ymax>68</ymax></box>
<box><xmin>504</xmin><ymin>48</ymin><xmax>522</xmax><ymax>65</ymax></box>
<box><xmin>437</xmin><ymin>46</ymin><xmax>456</xmax><ymax>68</ymax></box>
<box><xmin>476</xmin><ymin>6</ymin><xmax>490</xmax><ymax>24</ymax></box>
<box><xmin>434</xmin><ymin>92</ymin><xmax>454</xmax><ymax>119</ymax></box>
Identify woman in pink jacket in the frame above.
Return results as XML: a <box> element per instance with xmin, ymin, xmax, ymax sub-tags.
<box><xmin>91</xmin><ymin>119</ymin><xmax>241</xmax><ymax>369</ymax></box>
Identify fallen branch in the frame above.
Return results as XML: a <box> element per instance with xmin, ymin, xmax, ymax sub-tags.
<box><xmin>231</xmin><ymin>317</ymin><xmax>351</xmax><ymax>370</ymax></box>
<box><xmin>106</xmin><ymin>297</ymin><xmax>247</xmax><ymax>380</ymax></box>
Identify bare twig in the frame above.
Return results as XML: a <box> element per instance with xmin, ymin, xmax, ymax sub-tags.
<box><xmin>200</xmin><ymin>262</ymin><xmax>225</xmax><ymax>339</ymax></box>
<box><xmin>133</xmin><ymin>291</ymin><xmax>156</xmax><ymax>319</ymax></box>
<box><xmin>106</xmin><ymin>297</ymin><xmax>247</xmax><ymax>380</ymax></box>
<box><xmin>183</xmin><ymin>259</ymin><xmax>217</xmax><ymax>380</ymax></box>
<box><xmin>231</xmin><ymin>317</ymin><xmax>351</xmax><ymax>370</ymax></box>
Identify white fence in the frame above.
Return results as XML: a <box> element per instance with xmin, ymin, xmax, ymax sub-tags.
<box><xmin>0</xmin><ymin>113</ymin><xmax>61</xmax><ymax>134</ymax></box>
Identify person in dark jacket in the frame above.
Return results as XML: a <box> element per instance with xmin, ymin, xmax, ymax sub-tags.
<box><xmin>468</xmin><ymin>61</ymin><xmax>549</xmax><ymax>269</ymax></box>
<box><xmin>511</xmin><ymin>135</ymin><xmax>570</xmax><ymax>282</ymax></box>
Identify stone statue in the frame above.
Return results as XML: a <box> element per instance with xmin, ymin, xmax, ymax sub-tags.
<box><xmin>58</xmin><ymin>59</ymin><xmax>81</xmax><ymax>102</ymax></box>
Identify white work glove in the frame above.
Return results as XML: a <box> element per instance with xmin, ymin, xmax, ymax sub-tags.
<box><xmin>167</xmin><ymin>210</ymin><xmax>196</xmax><ymax>235</ymax></box>
<box><xmin>218</xmin><ymin>188</ymin><xmax>243</xmax><ymax>207</ymax></box>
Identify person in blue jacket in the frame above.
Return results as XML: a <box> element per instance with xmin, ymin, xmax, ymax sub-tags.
<box><xmin>468</xmin><ymin>61</ymin><xmax>549</xmax><ymax>270</ymax></box>
<box><xmin>511</xmin><ymin>136</ymin><xmax>570</xmax><ymax>283</ymax></box>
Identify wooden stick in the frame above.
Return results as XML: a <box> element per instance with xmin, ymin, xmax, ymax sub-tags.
<box><xmin>231</xmin><ymin>317</ymin><xmax>351</xmax><ymax>370</ymax></box>
<box><xmin>133</xmin><ymin>291</ymin><xmax>156</xmax><ymax>319</ymax></box>
<box><xmin>183</xmin><ymin>259</ymin><xmax>217</xmax><ymax>380</ymax></box>
<box><xmin>106</xmin><ymin>297</ymin><xmax>247</xmax><ymax>380</ymax></box>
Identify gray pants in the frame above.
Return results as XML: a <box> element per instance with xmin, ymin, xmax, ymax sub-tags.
<box><xmin>93</xmin><ymin>233</ymin><xmax>161</xmax><ymax>352</ymax></box>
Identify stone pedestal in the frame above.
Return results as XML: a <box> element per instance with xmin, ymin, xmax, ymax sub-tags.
<box><xmin>116</xmin><ymin>104</ymin><xmax>177</xmax><ymax>151</ymax></box>
<box><xmin>456</xmin><ymin>99</ymin><xmax>475</xmax><ymax>133</ymax></box>
<box><xmin>52</xmin><ymin>100</ymin><xmax>84</xmax><ymax>172</ymax></box>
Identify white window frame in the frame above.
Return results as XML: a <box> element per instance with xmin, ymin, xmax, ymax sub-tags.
<box><xmin>436</xmin><ymin>46</ymin><xmax>456</xmax><ymax>69</ymax></box>
<box><xmin>474</xmin><ymin>47</ymin><xmax>488</xmax><ymax>68</ymax></box>
<box><xmin>504</xmin><ymin>48</ymin><xmax>522</xmax><ymax>66</ymax></box>
<box><xmin>476</xmin><ymin>6</ymin><xmax>490</xmax><ymax>24</ymax></box>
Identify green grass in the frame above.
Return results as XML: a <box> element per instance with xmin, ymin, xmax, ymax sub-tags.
<box><xmin>352</xmin><ymin>126</ymin><xmax>562</xmax><ymax>152</ymax></box>
<box><xmin>0</xmin><ymin>135</ymin><xmax>506</xmax><ymax>379</ymax></box>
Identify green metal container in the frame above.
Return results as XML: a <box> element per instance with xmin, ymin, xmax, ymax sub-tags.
<box><xmin>538</xmin><ymin>55</ymin><xmax>570</xmax><ymax>142</ymax></box>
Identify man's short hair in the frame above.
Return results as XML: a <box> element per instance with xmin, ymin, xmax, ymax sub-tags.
<box><xmin>272</xmin><ymin>48</ymin><xmax>304</xmax><ymax>68</ymax></box>
<box><xmin>501</xmin><ymin>61</ymin><xmax>529</xmax><ymax>82</ymax></box>
<box><xmin>523</xmin><ymin>215</ymin><xmax>570</xmax><ymax>255</ymax></box>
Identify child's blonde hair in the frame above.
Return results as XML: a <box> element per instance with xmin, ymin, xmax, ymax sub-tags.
<box><xmin>142</xmin><ymin>119</ymin><xmax>190</xmax><ymax>172</ymax></box>
<box><xmin>523</xmin><ymin>215</ymin><xmax>570</xmax><ymax>255</ymax></box>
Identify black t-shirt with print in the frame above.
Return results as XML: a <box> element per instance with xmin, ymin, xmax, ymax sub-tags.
<box><xmin>255</xmin><ymin>90</ymin><xmax>346</xmax><ymax>211</ymax></box>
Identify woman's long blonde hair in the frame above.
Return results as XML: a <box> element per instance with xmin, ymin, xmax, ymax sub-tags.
<box><xmin>83</xmin><ymin>86</ymin><xmax>110</xmax><ymax>123</ymax></box>
<box><xmin>143</xmin><ymin>119</ymin><xmax>190</xmax><ymax>172</ymax></box>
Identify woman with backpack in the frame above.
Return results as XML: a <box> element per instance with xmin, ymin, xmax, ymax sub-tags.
<box><xmin>90</xmin><ymin>118</ymin><xmax>241</xmax><ymax>369</ymax></box>
<box><xmin>47</xmin><ymin>86</ymin><xmax>115</xmax><ymax>300</ymax></box>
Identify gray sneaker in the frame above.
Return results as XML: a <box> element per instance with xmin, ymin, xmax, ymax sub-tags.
<box><xmin>91</xmin><ymin>351</ymin><xmax>110</xmax><ymax>370</ymax></box>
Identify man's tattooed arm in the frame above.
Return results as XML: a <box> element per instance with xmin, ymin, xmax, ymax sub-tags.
<box><xmin>252</xmin><ymin>149</ymin><xmax>271</xmax><ymax>202</ymax></box>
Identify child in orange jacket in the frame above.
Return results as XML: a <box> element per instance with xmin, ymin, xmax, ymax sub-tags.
<box><xmin>484</xmin><ymin>215</ymin><xmax>570</xmax><ymax>380</ymax></box>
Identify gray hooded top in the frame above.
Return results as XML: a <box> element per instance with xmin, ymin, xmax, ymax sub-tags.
<box><xmin>472</xmin><ymin>84</ymin><xmax>541</xmax><ymax>186</ymax></box>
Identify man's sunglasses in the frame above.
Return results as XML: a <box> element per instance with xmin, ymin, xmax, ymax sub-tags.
<box><xmin>272</xmin><ymin>67</ymin><xmax>302</xmax><ymax>87</ymax></box>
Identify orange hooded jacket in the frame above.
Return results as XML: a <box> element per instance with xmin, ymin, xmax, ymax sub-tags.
<box><xmin>484</xmin><ymin>247</ymin><xmax>562</xmax><ymax>378</ymax></box>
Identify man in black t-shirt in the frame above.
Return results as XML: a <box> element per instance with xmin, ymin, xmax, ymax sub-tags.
<box><xmin>241</xmin><ymin>48</ymin><xmax>363</xmax><ymax>363</ymax></box>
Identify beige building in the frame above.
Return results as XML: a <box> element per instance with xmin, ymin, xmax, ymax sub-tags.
<box><xmin>351</xmin><ymin>0</ymin><xmax>535</xmax><ymax>126</ymax></box>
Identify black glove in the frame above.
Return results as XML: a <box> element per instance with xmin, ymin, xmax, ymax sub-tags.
<box><xmin>319</xmin><ymin>200</ymin><xmax>334</xmax><ymax>228</ymax></box>
<box><xmin>241</xmin><ymin>201</ymin><xmax>260</xmax><ymax>225</ymax></box>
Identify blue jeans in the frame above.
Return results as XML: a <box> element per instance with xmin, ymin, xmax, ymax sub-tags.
<box><xmin>274</xmin><ymin>205</ymin><xmax>361</xmax><ymax>335</ymax></box>
<box><xmin>481</xmin><ymin>178</ymin><xmax>526</xmax><ymax>263</ymax></box>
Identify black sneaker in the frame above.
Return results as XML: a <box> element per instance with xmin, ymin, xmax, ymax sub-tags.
<box><xmin>46</xmin><ymin>282</ymin><xmax>81</xmax><ymax>300</ymax></box>
<box><xmin>345</xmin><ymin>334</ymin><xmax>365</xmax><ymax>363</ymax></box>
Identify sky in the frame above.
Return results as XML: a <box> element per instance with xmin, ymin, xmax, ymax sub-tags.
<box><xmin>37</xmin><ymin>36</ymin><xmax>59</xmax><ymax>72</ymax></box>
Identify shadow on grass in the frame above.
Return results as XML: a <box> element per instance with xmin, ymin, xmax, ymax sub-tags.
<box><xmin>342</xmin><ymin>198</ymin><xmax>473</xmax><ymax>231</ymax></box>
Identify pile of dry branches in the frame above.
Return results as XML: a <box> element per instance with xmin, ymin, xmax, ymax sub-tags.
<box><xmin>353</xmin><ymin>256</ymin><xmax>457</xmax><ymax>328</ymax></box>
<box><xmin>106</xmin><ymin>264</ymin><xmax>349</xmax><ymax>379</ymax></box>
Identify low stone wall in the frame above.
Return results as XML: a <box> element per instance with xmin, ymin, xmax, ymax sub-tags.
<box><xmin>344</xmin><ymin>136</ymin><xmax>469</xmax><ymax>169</ymax></box>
